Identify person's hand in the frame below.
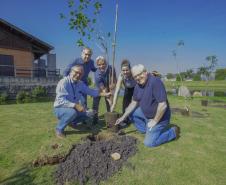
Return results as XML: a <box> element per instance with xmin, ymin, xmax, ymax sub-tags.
<box><xmin>74</xmin><ymin>103</ymin><xmax>85</xmax><ymax>112</ymax></box>
<box><xmin>109</xmin><ymin>83</ymin><xmax>116</xmax><ymax>90</ymax></box>
<box><xmin>106</xmin><ymin>98</ymin><xmax>112</xmax><ymax>106</ymax></box>
<box><xmin>99</xmin><ymin>91</ymin><xmax>111</xmax><ymax>97</ymax></box>
<box><xmin>110</xmin><ymin>104</ymin><xmax>116</xmax><ymax>112</ymax></box>
<box><xmin>147</xmin><ymin>119</ymin><xmax>157</xmax><ymax>130</ymax></box>
<box><xmin>115</xmin><ymin>116</ymin><xmax>125</xmax><ymax>125</ymax></box>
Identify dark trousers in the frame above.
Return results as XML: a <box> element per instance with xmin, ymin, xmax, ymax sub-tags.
<box><xmin>122</xmin><ymin>87</ymin><xmax>134</xmax><ymax>123</ymax></box>
<box><xmin>92</xmin><ymin>96</ymin><xmax>110</xmax><ymax>122</ymax></box>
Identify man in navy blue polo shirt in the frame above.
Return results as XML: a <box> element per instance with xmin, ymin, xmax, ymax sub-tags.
<box><xmin>63</xmin><ymin>47</ymin><xmax>97</xmax><ymax>107</ymax></box>
<box><xmin>115</xmin><ymin>64</ymin><xmax>180</xmax><ymax>147</ymax></box>
<box><xmin>54</xmin><ymin>65</ymin><xmax>110</xmax><ymax>138</ymax></box>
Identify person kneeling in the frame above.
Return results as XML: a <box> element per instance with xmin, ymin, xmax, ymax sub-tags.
<box><xmin>115</xmin><ymin>64</ymin><xmax>180</xmax><ymax>147</ymax></box>
<box><xmin>53</xmin><ymin>65</ymin><xmax>110</xmax><ymax>138</ymax></box>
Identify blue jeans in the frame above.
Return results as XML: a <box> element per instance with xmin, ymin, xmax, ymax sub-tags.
<box><xmin>54</xmin><ymin>107</ymin><xmax>88</xmax><ymax>132</ymax></box>
<box><xmin>130</xmin><ymin>107</ymin><xmax>176</xmax><ymax>147</ymax></box>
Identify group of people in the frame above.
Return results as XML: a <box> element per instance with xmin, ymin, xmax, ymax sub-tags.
<box><xmin>53</xmin><ymin>47</ymin><xmax>180</xmax><ymax>147</ymax></box>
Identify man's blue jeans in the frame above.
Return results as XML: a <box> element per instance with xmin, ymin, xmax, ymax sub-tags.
<box><xmin>54</xmin><ymin>107</ymin><xmax>88</xmax><ymax>132</ymax></box>
<box><xmin>130</xmin><ymin>107</ymin><xmax>176</xmax><ymax>147</ymax></box>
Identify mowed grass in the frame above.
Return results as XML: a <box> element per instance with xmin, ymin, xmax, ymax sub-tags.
<box><xmin>0</xmin><ymin>95</ymin><xmax>226</xmax><ymax>185</ymax></box>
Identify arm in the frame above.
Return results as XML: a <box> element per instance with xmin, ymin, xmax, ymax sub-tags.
<box><xmin>90</xmin><ymin>60</ymin><xmax>97</xmax><ymax>72</ymax></box>
<box><xmin>63</xmin><ymin>60</ymin><xmax>78</xmax><ymax>76</ymax></box>
<box><xmin>80</xmin><ymin>82</ymin><xmax>111</xmax><ymax>98</ymax></box>
<box><xmin>54</xmin><ymin>79</ymin><xmax>75</xmax><ymax>108</ymax></box>
<box><xmin>115</xmin><ymin>100</ymin><xmax>138</xmax><ymax>125</ymax></box>
<box><xmin>111</xmin><ymin>74</ymin><xmax>123</xmax><ymax>112</ymax></box>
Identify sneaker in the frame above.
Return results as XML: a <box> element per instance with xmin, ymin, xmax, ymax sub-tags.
<box><xmin>174</xmin><ymin>126</ymin><xmax>181</xmax><ymax>139</ymax></box>
<box><xmin>55</xmin><ymin>130</ymin><xmax>66</xmax><ymax>139</ymax></box>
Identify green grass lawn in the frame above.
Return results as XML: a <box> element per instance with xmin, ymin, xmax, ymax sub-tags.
<box><xmin>0</xmin><ymin>96</ymin><xmax>226</xmax><ymax>185</ymax></box>
<box><xmin>164</xmin><ymin>80</ymin><xmax>226</xmax><ymax>91</ymax></box>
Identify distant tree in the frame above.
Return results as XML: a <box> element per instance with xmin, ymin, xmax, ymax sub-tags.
<box><xmin>184</xmin><ymin>69</ymin><xmax>193</xmax><ymax>79</ymax></box>
<box><xmin>192</xmin><ymin>73</ymin><xmax>201</xmax><ymax>81</ymax></box>
<box><xmin>206</xmin><ymin>55</ymin><xmax>218</xmax><ymax>73</ymax></box>
<box><xmin>172</xmin><ymin>40</ymin><xmax>185</xmax><ymax>83</ymax></box>
<box><xmin>215</xmin><ymin>68</ymin><xmax>226</xmax><ymax>80</ymax></box>
<box><xmin>198</xmin><ymin>55</ymin><xmax>218</xmax><ymax>81</ymax></box>
<box><xmin>166</xmin><ymin>73</ymin><xmax>175</xmax><ymax>79</ymax></box>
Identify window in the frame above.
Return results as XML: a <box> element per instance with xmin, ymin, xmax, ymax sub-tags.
<box><xmin>0</xmin><ymin>54</ymin><xmax>14</xmax><ymax>76</ymax></box>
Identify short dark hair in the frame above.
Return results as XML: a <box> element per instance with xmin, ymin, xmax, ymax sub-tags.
<box><xmin>121</xmin><ymin>59</ymin><xmax>131</xmax><ymax>69</ymax></box>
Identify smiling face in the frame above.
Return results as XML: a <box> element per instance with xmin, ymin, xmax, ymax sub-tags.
<box><xmin>96</xmin><ymin>58</ymin><xmax>107</xmax><ymax>72</ymax></box>
<box><xmin>81</xmin><ymin>48</ymin><xmax>92</xmax><ymax>63</ymax></box>
<box><xmin>121</xmin><ymin>65</ymin><xmax>131</xmax><ymax>78</ymax></box>
<box><xmin>70</xmin><ymin>66</ymin><xmax>84</xmax><ymax>82</ymax></box>
<box><xmin>133</xmin><ymin>71</ymin><xmax>148</xmax><ymax>85</ymax></box>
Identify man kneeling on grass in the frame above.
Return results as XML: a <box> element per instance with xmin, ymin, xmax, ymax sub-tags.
<box><xmin>115</xmin><ymin>64</ymin><xmax>180</xmax><ymax>147</ymax></box>
<box><xmin>53</xmin><ymin>65</ymin><xmax>111</xmax><ymax>138</ymax></box>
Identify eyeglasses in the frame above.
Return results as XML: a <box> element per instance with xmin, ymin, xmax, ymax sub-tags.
<box><xmin>72</xmin><ymin>70</ymin><xmax>83</xmax><ymax>76</ymax></box>
<box><xmin>133</xmin><ymin>71</ymin><xmax>144</xmax><ymax>79</ymax></box>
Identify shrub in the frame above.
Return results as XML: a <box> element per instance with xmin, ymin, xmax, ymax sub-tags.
<box><xmin>32</xmin><ymin>86</ymin><xmax>47</xmax><ymax>100</ymax></box>
<box><xmin>16</xmin><ymin>91</ymin><xmax>32</xmax><ymax>104</ymax></box>
<box><xmin>0</xmin><ymin>92</ymin><xmax>8</xmax><ymax>104</ymax></box>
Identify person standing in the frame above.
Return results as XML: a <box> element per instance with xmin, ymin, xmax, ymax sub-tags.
<box><xmin>92</xmin><ymin>56</ymin><xmax>116</xmax><ymax>125</ymax></box>
<box><xmin>63</xmin><ymin>47</ymin><xmax>97</xmax><ymax>107</ymax></box>
<box><xmin>110</xmin><ymin>59</ymin><xmax>136</xmax><ymax>125</ymax></box>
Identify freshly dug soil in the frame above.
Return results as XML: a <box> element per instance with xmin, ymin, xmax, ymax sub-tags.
<box><xmin>54</xmin><ymin>135</ymin><xmax>137</xmax><ymax>185</ymax></box>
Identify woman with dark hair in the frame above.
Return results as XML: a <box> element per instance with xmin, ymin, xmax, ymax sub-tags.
<box><xmin>110</xmin><ymin>59</ymin><xmax>136</xmax><ymax>125</ymax></box>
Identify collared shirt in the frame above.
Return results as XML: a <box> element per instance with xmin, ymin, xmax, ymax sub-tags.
<box><xmin>63</xmin><ymin>58</ymin><xmax>97</xmax><ymax>85</ymax></box>
<box><xmin>133</xmin><ymin>74</ymin><xmax>170</xmax><ymax>121</ymax></box>
<box><xmin>94</xmin><ymin>65</ymin><xmax>116</xmax><ymax>89</ymax></box>
<box><xmin>54</xmin><ymin>76</ymin><xmax>99</xmax><ymax>108</ymax></box>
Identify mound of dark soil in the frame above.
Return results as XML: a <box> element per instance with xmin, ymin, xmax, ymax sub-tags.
<box><xmin>54</xmin><ymin>135</ymin><xmax>137</xmax><ymax>185</ymax></box>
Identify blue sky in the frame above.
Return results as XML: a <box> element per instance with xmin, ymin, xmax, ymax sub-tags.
<box><xmin>1</xmin><ymin>0</ymin><xmax>226</xmax><ymax>75</ymax></box>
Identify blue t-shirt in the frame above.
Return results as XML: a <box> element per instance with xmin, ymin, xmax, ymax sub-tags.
<box><xmin>63</xmin><ymin>58</ymin><xmax>97</xmax><ymax>85</ymax></box>
<box><xmin>94</xmin><ymin>65</ymin><xmax>116</xmax><ymax>89</ymax></box>
<box><xmin>133</xmin><ymin>74</ymin><xmax>170</xmax><ymax>121</ymax></box>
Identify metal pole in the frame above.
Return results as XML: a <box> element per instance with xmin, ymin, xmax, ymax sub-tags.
<box><xmin>111</xmin><ymin>2</ymin><xmax>118</xmax><ymax>85</ymax></box>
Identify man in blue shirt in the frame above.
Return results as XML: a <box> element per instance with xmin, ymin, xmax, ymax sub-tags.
<box><xmin>63</xmin><ymin>47</ymin><xmax>97</xmax><ymax>107</ymax></box>
<box><xmin>92</xmin><ymin>56</ymin><xmax>116</xmax><ymax>124</ymax></box>
<box><xmin>115</xmin><ymin>64</ymin><xmax>180</xmax><ymax>147</ymax></box>
<box><xmin>54</xmin><ymin>65</ymin><xmax>110</xmax><ymax>138</ymax></box>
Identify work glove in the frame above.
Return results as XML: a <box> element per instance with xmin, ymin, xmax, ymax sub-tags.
<box><xmin>115</xmin><ymin>116</ymin><xmax>125</xmax><ymax>125</ymax></box>
<box><xmin>147</xmin><ymin>119</ymin><xmax>157</xmax><ymax>131</ymax></box>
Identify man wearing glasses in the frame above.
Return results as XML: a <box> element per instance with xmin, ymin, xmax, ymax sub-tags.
<box><xmin>54</xmin><ymin>65</ymin><xmax>110</xmax><ymax>138</ymax></box>
<box><xmin>115</xmin><ymin>64</ymin><xmax>180</xmax><ymax>147</ymax></box>
<box><xmin>63</xmin><ymin>47</ymin><xmax>97</xmax><ymax>107</ymax></box>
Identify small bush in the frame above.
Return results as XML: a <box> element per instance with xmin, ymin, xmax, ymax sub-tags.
<box><xmin>32</xmin><ymin>86</ymin><xmax>47</xmax><ymax>101</ymax></box>
<box><xmin>16</xmin><ymin>91</ymin><xmax>32</xmax><ymax>104</ymax></box>
<box><xmin>0</xmin><ymin>92</ymin><xmax>8</xmax><ymax>104</ymax></box>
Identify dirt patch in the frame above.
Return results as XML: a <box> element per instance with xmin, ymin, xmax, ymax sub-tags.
<box><xmin>171</xmin><ymin>107</ymin><xmax>207</xmax><ymax>118</ymax></box>
<box><xmin>33</xmin><ymin>154</ymin><xmax>65</xmax><ymax>167</ymax></box>
<box><xmin>54</xmin><ymin>135</ymin><xmax>137</xmax><ymax>185</ymax></box>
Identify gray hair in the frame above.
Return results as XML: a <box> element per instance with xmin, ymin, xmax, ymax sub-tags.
<box><xmin>131</xmin><ymin>64</ymin><xmax>146</xmax><ymax>76</ymax></box>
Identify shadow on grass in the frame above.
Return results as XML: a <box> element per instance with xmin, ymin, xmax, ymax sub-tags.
<box><xmin>0</xmin><ymin>167</ymin><xmax>34</xmax><ymax>185</ymax></box>
<box><xmin>65</xmin><ymin>114</ymin><xmax>107</xmax><ymax>136</ymax></box>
